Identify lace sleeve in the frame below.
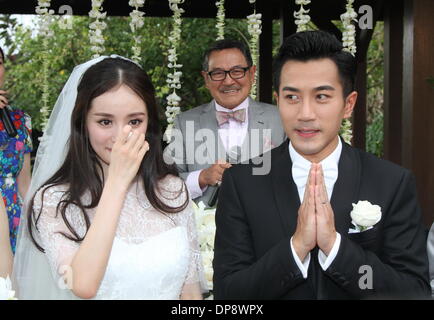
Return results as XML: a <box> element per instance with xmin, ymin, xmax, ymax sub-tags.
<box><xmin>183</xmin><ymin>200</ymin><xmax>208</xmax><ymax>291</ymax></box>
<box><xmin>33</xmin><ymin>185</ymin><xmax>86</xmax><ymax>282</ymax></box>
<box><xmin>157</xmin><ymin>175</ymin><xmax>208</xmax><ymax>293</ymax></box>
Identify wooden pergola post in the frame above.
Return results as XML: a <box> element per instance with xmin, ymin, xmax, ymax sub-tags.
<box><xmin>384</xmin><ymin>0</ymin><xmax>404</xmax><ymax>165</ymax></box>
<box><xmin>402</xmin><ymin>0</ymin><xmax>434</xmax><ymax>226</ymax></box>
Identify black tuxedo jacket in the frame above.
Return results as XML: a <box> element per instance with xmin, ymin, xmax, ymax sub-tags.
<box><xmin>213</xmin><ymin>139</ymin><xmax>431</xmax><ymax>299</ymax></box>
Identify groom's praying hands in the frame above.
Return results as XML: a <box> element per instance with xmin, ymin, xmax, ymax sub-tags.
<box><xmin>293</xmin><ymin>164</ymin><xmax>337</xmax><ymax>262</ymax></box>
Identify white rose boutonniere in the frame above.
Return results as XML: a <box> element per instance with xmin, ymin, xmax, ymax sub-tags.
<box><xmin>350</xmin><ymin>200</ymin><xmax>382</xmax><ymax>232</ymax></box>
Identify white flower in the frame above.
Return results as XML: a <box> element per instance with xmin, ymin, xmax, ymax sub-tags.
<box><xmin>296</xmin><ymin>0</ymin><xmax>311</xmax><ymax>5</ymax></box>
<box><xmin>294</xmin><ymin>0</ymin><xmax>311</xmax><ymax>32</ymax></box>
<box><xmin>0</xmin><ymin>276</ymin><xmax>17</xmax><ymax>300</ymax></box>
<box><xmin>201</xmin><ymin>250</ymin><xmax>214</xmax><ymax>289</ymax></box>
<box><xmin>129</xmin><ymin>0</ymin><xmax>145</xmax><ymax>6</ymax></box>
<box><xmin>215</xmin><ymin>0</ymin><xmax>225</xmax><ymax>40</ymax></box>
<box><xmin>341</xmin><ymin>0</ymin><xmax>358</xmax><ymax>56</ymax></box>
<box><xmin>88</xmin><ymin>0</ymin><xmax>107</xmax><ymax>58</ymax></box>
<box><xmin>193</xmin><ymin>201</ymin><xmax>217</xmax><ymax>290</ymax></box>
<box><xmin>350</xmin><ymin>200</ymin><xmax>382</xmax><ymax>231</ymax></box>
<box><xmin>92</xmin><ymin>0</ymin><xmax>104</xmax><ymax>8</ymax></box>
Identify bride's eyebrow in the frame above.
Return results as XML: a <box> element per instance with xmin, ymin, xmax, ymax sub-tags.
<box><xmin>127</xmin><ymin>112</ymin><xmax>146</xmax><ymax>117</ymax></box>
<box><xmin>92</xmin><ymin>113</ymin><xmax>114</xmax><ymax>117</ymax></box>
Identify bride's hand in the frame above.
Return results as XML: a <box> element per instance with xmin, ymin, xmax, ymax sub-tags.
<box><xmin>107</xmin><ymin>125</ymin><xmax>149</xmax><ymax>190</ymax></box>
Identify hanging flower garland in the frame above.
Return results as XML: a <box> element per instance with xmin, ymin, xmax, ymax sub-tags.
<box><xmin>215</xmin><ymin>0</ymin><xmax>225</xmax><ymax>40</ymax></box>
<box><xmin>129</xmin><ymin>0</ymin><xmax>146</xmax><ymax>64</ymax></box>
<box><xmin>246</xmin><ymin>0</ymin><xmax>262</xmax><ymax>100</ymax></box>
<box><xmin>89</xmin><ymin>0</ymin><xmax>107</xmax><ymax>59</ymax></box>
<box><xmin>340</xmin><ymin>0</ymin><xmax>358</xmax><ymax>55</ymax></box>
<box><xmin>163</xmin><ymin>0</ymin><xmax>185</xmax><ymax>142</ymax></box>
<box><xmin>294</xmin><ymin>0</ymin><xmax>311</xmax><ymax>32</ymax></box>
<box><xmin>35</xmin><ymin>0</ymin><xmax>54</xmax><ymax>131</ymax></box>
<box><xmin>339</xmin><ymin>0</ymin><xmax>358</xmax><ymax>144</ymax></box>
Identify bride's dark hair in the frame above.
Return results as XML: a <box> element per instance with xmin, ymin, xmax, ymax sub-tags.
<box><xmin>29</xmin><ymin>58</ymin><xmax>188</xmax><ymax>251</ymax></box>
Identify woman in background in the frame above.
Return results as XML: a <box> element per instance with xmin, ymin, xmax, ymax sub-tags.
<box><xmin>0</xmin><ymin>193</ymin><xmax>13</xmax><ymax>278</ymax></box>
<box><xmin>0</xmin><ymin>46</ymin><xmax>32</xmax><ymax>254</ymax></box>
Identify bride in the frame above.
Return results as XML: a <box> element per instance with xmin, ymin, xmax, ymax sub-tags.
<box><xmin>13</xmin><ymin>56</ymin><xmax>205</xmax><ymax>299</ymax></box>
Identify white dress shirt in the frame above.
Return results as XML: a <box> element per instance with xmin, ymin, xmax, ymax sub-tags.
<box><xmin>186</xmin><ymin>98</ymin><xmax>249</xmax><ymax>199</ymax></box>
<box><xmin>289</xmin><ymin>138</ymin><xmax>343</xmax><ymax>278</ymax></box>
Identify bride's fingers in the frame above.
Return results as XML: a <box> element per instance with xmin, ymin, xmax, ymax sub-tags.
<box><xmin>114</xmin><ymin>125</ymin><xmax>132</xmax><ymax>147</ymax></box>
<box><xmin>132</xmin><ymin>133</ymin><xmax>145</xmax><ymax>154</ymax></box>
<box><xmin>137</xmin><ymin>140</ymin><xmax>150</xmax><ymax>160</ymax></box>
<box><xmin>124</xmin><ymin>130</ymin><xmax>140</xmax><ymax>150</ymax></box>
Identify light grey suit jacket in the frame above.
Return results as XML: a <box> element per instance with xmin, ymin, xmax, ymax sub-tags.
<box><xmin>167</xmin><ymin>97</ymin><xmax>286</xmax><ymax>207</ymax></box>
<box><xmin>428</xmin><ymin>222</ymin><xmax>434</xmax><ymax>297</ymax></box>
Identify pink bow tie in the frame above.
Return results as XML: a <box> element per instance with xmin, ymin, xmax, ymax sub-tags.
<box><xmin>215</xmin><ymin>109</ymin><xmax>246</xmax><ymax>126</ymax></box>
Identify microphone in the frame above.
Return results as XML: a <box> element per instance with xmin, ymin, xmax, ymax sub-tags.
<box><xmin>0</xmin><ymin>107</ymin><xmax>18</xmax><ymax>137</ymax></box>
<box><xmin>207</xmin><ymin>184</ymin><xmax>220</xmax><ymax>208</ymax></box>
<box><xmin>207</xmin><ymin>146</ymin><xmax>241</xmax><ymax>207</ymax></box>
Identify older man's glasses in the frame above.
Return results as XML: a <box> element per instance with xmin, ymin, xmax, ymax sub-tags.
<box><xmin>207</xmin><ymin>66</ymin><xmax>250</xmax><ymax>81</ymax></box>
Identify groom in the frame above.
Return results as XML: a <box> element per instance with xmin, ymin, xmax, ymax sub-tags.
<box><xmin>213</xmin><ymin>30</ymin><xmax>431</xmax><ymax>299</ymax></box>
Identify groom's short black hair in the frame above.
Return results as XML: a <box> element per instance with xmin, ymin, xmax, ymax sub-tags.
<box><xmin>273</xmin><ymin>30</ymin><xmax>356</xmax><ymax>97</ymax></box>
<box><xmin>202</xmin><ymin>39</ymin><xmax>253</xmax><ymax>71</ymax></box>
<box><xmin>0</xmin><ymin>46</ymin><xmax>4</xmax><ymax>61</ymax></box>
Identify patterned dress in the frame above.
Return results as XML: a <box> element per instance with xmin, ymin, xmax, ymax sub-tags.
<box><xmin>0</xmin><ymin>107</ymin><xmax>32</xmax><ymax>253</ymax></box>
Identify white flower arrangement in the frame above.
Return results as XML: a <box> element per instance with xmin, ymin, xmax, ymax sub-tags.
<box><xmin>0</xmin><ymin>276</ymin><xmax>17</xmax><ymax>300</ymax></box>
<box><xmin>350</xmin><ymin>200</ymin><xmax>382</xmax><ymax>232</ymax></box>
<box><xmin>129</xmin><ymin>0</ymin><xmax>146</xmax><ymax>64</ymax></box>
<box><xmin>340</xmin><ymin>0</ymin><xmax>358</xmax><ymax>56</ymax></box>
<box><xmin>247</xmin><ymin>1</ymin><xmax>262</xmax><ymax>100</ymax></box>
<box><xmin>35</xmin><ymin>0</ymin><xmax>54</xmax><ymax>131</ymax></box>
<box><xmin>294</xmin><ymin>0</ymin><xmax>311</xmax><ymax>32</ymax></box>
<box><xmin>193</xmin><ymin>201</ymin><xmax>216</xmax><ymax>290</ymax></box>
<box><xmin>163</xmin><ymin>0</ymin><xmax>185</xmax><ymax>142</ymax></box>
<box><xmin>89</xmin><ymin>0</ymin><xmax>107</xmax><ymax>59</ymax></box>
<box><xmin>215</xmin><ymin>0</ymin><xmax>225</xmax><ymax>40</ymax></box>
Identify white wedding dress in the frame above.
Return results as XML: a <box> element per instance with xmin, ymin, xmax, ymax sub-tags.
<box><xmin>31</xmin><ymin>175</ymin><xmax>204</xmax><ymax>300</ymax></box>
